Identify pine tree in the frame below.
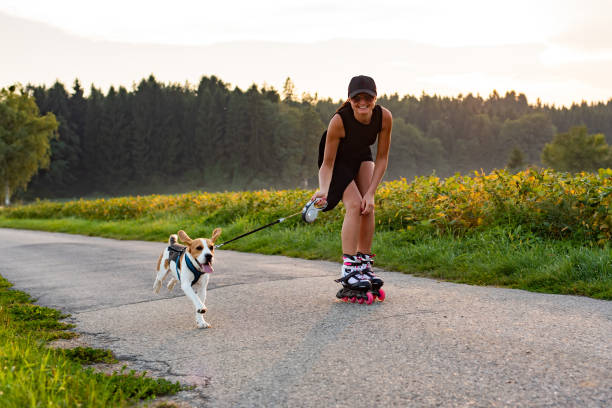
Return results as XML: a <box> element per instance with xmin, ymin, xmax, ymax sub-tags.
<box><xmin>25</xmin><ymin>82</ymin><xmax>84</xmax><ymax>197</ymax></box>
<box><xmin>80</xmin><ymin>86</ymin><xmax>105</xmax><ymax>193</ymax></box>
<box><xmin>282</xmin><ymin>77</ymin><xmax>296</xmax><ymax>104</ymax></box>
<box><xmin>225</xmin><ymin>88</ymin><xmax>251</xmax><ymax>187</ymax></box>
<box><xmin>129</xmin><ymin>75</ymin><xmax>160</xmax><ymax>184</ymax></box>
<box><xmin>95</xmin><ymin>86</ymin><xmax>133</xmax><ymax>193</ymax></box>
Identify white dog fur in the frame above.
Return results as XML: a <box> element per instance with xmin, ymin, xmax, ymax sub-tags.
<box><xmin>154</xmin><ymin>229</ymin><xmax>221</xmax><ymax>328</ymax></box>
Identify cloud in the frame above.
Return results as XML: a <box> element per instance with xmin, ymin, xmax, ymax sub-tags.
<box><xmin>552</xmin><ymin>19</ymin><xmax>612</xmax><ymax>51</ymax></box>
<box><xmin>0</xmin><ymin>0</ymin><xmax>561</xmax><ymax>47</ymax></box>
<box><xmin>549</xmin><ymin>0</ymin><xmax>612</xmax><ymax>51</ymax></box>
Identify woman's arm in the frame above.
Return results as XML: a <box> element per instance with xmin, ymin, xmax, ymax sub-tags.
<box><xmin>362</xmin><ymin>107</ymin><xmax>393</xmax><ymax>214</ymax></box>
<box><xmin>312</xmin><ymin>114</ymin><xmax>344</xmax><ymax>204</ymax></box>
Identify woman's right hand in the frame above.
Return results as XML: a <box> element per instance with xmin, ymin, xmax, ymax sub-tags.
<box><xmin>311</xmin><ymin>190</ymin><xmax>327</xmax><ymax>206</ymax></box>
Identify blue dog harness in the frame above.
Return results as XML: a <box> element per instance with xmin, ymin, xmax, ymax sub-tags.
<box><xmin>169</xmin><ymin>246</ymin><xmax>204</xmax><ymax>286</ymax></box>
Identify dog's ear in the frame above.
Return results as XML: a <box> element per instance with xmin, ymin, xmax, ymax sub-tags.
<box><xmin>211</xmin><ymin>228</ymin><xmax>222</xmax><ymax>243</ymax></box>
<box><xmin>178</xmin><ymin>230</ymin><xmax>193</xmax><ymax>245</ymax></box>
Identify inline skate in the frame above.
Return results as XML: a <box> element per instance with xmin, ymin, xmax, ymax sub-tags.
<box><xmin>357</xmin><ymin>252</ymin><xmax>386</xmax><ymax>302</ymax></box>
<box><xmin>335</xmin><ymin>254</ymin><xmax>374</xmax><ymax>304</ymax></box>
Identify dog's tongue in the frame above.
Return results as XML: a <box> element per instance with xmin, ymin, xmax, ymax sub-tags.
<box><xmin>204</xmin><ymin>264</ymin><xmax>213</xmax><ymax>273</ymax></box>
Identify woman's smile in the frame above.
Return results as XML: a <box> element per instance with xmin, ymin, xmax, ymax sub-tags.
<box><xmin>350</xmin><ymin>93</ymin><xmax>376</xmax><ymax>121</ymax></box>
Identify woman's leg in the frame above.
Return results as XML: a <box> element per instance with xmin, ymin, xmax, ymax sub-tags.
<box><xmin>355</xmin><ymin>161</ymin><xmax>375</xmax><ymax>254</ymax></box>
<box><xmin>341</xmin><ymin>181</ymin><xmax>363</xmax><ymax>254</ymax></box>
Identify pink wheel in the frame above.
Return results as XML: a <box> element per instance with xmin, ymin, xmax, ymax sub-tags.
<box><xmin>365</xmin><ymin>292</ymin><xmax>374</xmax><ymax>305</ymax></box>
<box><xmin>358</xmin><ymin>298</ymin><xmax>365</xmax><ymax>304</ymax></box>
<box><xmin>349</xmin><ymin>296</ymin><xmax>357</xmax><ymax>303</ymax></box>
<box><xmin>341</xmin><ymin>297</ymin><xmax>348</xmax><ymax>302</ymax></box>
<box><xmin>377</xmin><ymin>289</ymin><xmax>386</xmax><ymax>302</ymax></box>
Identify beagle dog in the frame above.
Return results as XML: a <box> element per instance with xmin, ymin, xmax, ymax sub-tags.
<box><xmin>154</xmin><ymin>229</ymin><xmax>221</xmax><ymax>328</ymax></box>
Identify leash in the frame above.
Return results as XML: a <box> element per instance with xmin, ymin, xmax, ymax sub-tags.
<box><xmin>214</xmin><ymin>199</ymin><xmax>327</xmax><ymax>249</ymax></box>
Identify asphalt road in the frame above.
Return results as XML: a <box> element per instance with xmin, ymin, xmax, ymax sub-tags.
<box><xmin>1</xmin><ymin>228</ymin><xmax>611</xmax><ymax>407</ymax></box>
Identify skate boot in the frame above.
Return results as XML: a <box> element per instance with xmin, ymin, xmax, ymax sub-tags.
<box><xmin>335</xmin><ymin>254</ymin><xmax>374</xmax><ymax>305</ymax></box>
<box><xmin>357</xmin><ymin>252</ymin><xmax>385</xmax><ymax>301</ymax></box>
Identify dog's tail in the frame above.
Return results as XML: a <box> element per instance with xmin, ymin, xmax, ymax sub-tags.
<box><xmin>169</xmin><ymin>234</ymin><xmax>179</xmax><ymax>245</ymax></box>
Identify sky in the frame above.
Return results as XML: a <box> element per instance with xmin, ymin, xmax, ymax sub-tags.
<box><xmin>1</xmin><ymin>0</ymin><xmax>612</xmax><ymax>106</ymax></box>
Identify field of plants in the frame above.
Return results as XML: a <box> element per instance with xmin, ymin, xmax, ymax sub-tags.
<box><xmin>1</xmin><ymin>168</ymin><xmax>611</xmax><ymax>299</ymax></box>
<box><xmin>4</xmin><ymin>168</ymin><xmax>612</xmax><ymax>242</ymax></box>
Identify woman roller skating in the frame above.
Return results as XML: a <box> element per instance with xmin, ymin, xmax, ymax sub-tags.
<box><xmin>311</xmin><ymin>75</ymin><xmax>392</xmax><ymax>305</ymax></box>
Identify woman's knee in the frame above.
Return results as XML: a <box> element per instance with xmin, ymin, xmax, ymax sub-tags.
<box><xmin>342</xmin><ymin>182</ymin><xmax>362</xmax><ymax>214</ymax></box>
<box><xmin>343</xmin><ymin>199</ymin><xmax>361</xmax><ymax>214</ymax></box>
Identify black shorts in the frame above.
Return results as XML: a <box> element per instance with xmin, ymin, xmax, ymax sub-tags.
<box><xmin>318</xmin><ymin>155</ymin><xmax>374</xmax><ymax>212</ymax></box>
<box><xmin>318</xmin><ymin>130</ymin><xmax>374</xmax><ymax>212</ymax></box>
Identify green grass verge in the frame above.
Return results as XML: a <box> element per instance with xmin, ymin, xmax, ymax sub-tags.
<box><xmin>1</xmin><ymin>216</ymin><xmax>610</xmax><ymax>300</ymax></box>
<box><xmin>0</xmin><ymin>274</ymin><xmax>182</xmax><ymax>407</ymax></box>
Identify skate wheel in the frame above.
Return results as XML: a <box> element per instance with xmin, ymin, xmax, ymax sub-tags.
<box><xmin>365</xmin><ymin>292</ymin><xmax>374</xmax><ymax>305</ymax></box>
<box><xmin>377</xmin><ymin>289</ymin><xmax>386</xmax><ymax>302</ymax></box>
<box><xmin>349</xmin><ymin>297</ymin><xmax>357</xmax><ymax>303</ymax></box>
<box><xmin>341</xmin><ymin>297</ymin><xmax>348</xmax><ymax>302</ymax></box>
<box><xmin>358</xmin><ymin>297</ymin><xmax>365</xmax><ymax>304</ymax></box>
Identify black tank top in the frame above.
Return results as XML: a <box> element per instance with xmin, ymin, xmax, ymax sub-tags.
<box><xmin>318</xmin><ymin>104</ymin><xmax>383</xmax><ymax>167</ymax></box>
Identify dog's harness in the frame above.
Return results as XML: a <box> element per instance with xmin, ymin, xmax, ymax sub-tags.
<box><xmin>168</xmin><ymin>245</ymin><xmax>204</xmax><ymax>286</ymax></box>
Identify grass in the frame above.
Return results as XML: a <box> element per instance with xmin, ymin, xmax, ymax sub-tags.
<box><xmin>0</xmin><ymin>274</ymin><xmax>183</xmax><ymax>407</ymax></box>
<box><xmin>1</xmin><ymin>215</ymin><xmax>610</xmax><ymax>300</ymax></box>
<box><xmin>60</xmin><ymin>347</ymin><xmax>117</xmax><ymax>365</ymax></box>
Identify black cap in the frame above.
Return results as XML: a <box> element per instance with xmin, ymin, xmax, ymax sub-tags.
<box><xmin>348</xmin><ymin>75</ymin><xmax>377</xmax><ymax>98</ymax></box>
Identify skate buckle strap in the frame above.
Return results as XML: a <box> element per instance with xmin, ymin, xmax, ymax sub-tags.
<box><xmin>361</xmin><ymin>253</ymin><xmax>375</xmax><ymax>267</ymax></box>
<box><xmin>334</xmin><ymin>270</ymin><xmax>360</xmax><ymax>283</ymax></box>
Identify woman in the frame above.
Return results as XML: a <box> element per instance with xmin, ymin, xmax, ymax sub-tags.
<box><xmin>312</xmin><ymin>75</ymin><xmax>393</xmax><ymax>303</ymax></box>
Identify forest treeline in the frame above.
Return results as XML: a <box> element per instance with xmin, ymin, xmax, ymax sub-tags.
<box><xmin>21</xmin><ymin>75</ymin><xmax>612</xmax><ymax>199</ymax></box>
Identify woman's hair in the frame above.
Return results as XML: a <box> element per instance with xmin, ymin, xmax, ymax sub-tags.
<box><xmin>335</xmin><ymin>99</ymin><xmax>351</xmax><ymax>114</ymax></box>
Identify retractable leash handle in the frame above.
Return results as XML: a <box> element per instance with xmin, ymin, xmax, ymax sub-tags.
<box><xmin>302</xmin><ymin>198</ymin><xmax>327</xmax><ymax>223</ymax></box>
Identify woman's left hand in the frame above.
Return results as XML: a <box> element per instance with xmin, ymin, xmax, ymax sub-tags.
<box><xmin>361</xmin><ymin>193</ymin><xmax>375</xmax><ymax>215</ymax></box>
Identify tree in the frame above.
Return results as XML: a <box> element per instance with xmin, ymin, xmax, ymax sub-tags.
<box><xmin>225</xmin><ymin>88</ymin><xmax>251</xmax><ymax>186</ymax></box>
<box><xmin>506</xmin><ymin>147</ymin><xmax>526</xmax><ymax>171</ymax></box>
<box><xmin>296</xmin><ymin>105</ymin><xmax>325</xmax><ymax>187</ymax></box>
<box><xmin>498</xmin><ymin>113</ymin><xmax>556</xmax><ymax>165</ymax></box>
<box><xmin>80</xmin><ymin>86</ymin><xmax>105</xmax><ymax>191</ymax></box>
<box><xmin>387</xmin><ymin>118</ymin><xmax>445</xmax><ymax>180</ymax></box>
<box><xmin>96</xmin><ymin>86</ymin><xmax>133</xmax><ymax>192</ymax></box>
<box><xmin>541</xmin><ymin>126</ymin><xmax>611</xmax><ymax>173</ymax></box>
<box><xmin>0</xmin><ymin>86</ymin><xmax>58</xmax><ymax>205</ymax></box>
<box><xmin>460</xmin><ymin>114</ymin><xmax>501</xmax><ymax>171</ymax></box>
<box><xmin>282</xmin><ymin>77</ymin><xmax>296</xmax><ymax>103</ymax></box>
<box><xmin>129</xmin><ymin>76</ymin><xmax>162</xmax><ymax>184</ymax></box>
<box><xmin>26</xmin><ymin>81</ymin><xmax>81</xmax><ymax>197</ymax></box>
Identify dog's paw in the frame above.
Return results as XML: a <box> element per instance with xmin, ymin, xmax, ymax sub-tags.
<box><xmin>197</xmin><ymin>307</ymin><xmax>208</xmax><ymax>314</ymax></box>
<box><xmin>167</xmin><ymin>278</ymin><xmax>177</xmax><ymax>291</ymax></box>
<box><xmin>197</xmin><ymin>321</ymin><xmax>212</xmax><ymax>329</ymax></box>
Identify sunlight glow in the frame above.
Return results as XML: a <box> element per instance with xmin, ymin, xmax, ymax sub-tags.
<box><xmin>1</xmin><ymin>0</ymin><xmax>565</xmax><ymax>46</ymax></box>
<box><xmin>1</xmin><ymin>0</ymin><xmax>611</xmax><ymax>106</ymax></box>
<box><xmin>540</xmin><ymin>45</ymin><xmax>612</xmax><ymax>65</ymax></box>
